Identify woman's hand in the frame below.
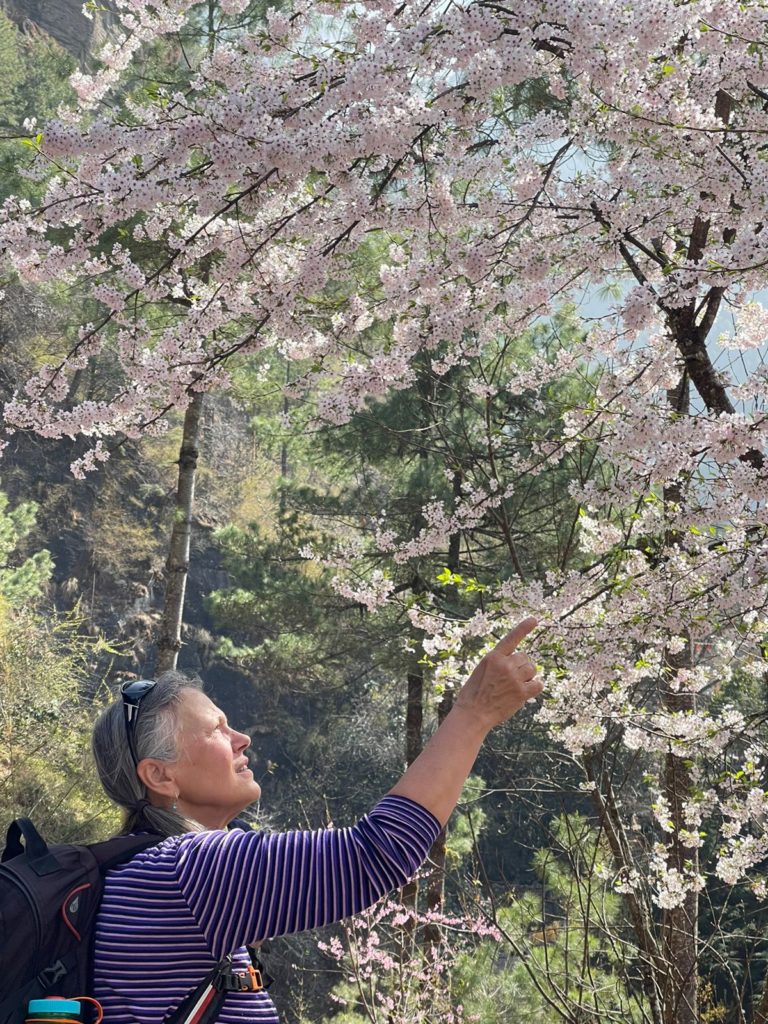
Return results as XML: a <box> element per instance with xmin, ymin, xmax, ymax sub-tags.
<box><xmin>454</xmin><ymin>617</ymin><xmax>542</xmax><ymax>730</ymax></box>
<box><xmin>388</xmin><ymin>617</ymin><xmax>543</xmax><ymax>825</ymax></box>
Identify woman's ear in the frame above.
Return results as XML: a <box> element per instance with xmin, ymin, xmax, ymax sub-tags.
<box><xmin>136</xmin><ymin>758</ymin><xmax>178</xmax><ymax>798</ymax></box>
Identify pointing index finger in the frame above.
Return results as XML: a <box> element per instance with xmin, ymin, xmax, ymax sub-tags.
<box><xmin>494</xmin><ymin>617</ymin><xmax>539</xmax><ymax>656</ymax></box>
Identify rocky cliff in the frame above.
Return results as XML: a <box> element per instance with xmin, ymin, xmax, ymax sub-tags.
<box><xmin>0</xmin><ymin>0</ymin><xmax>117</xmax><ymax>63</ymax></box>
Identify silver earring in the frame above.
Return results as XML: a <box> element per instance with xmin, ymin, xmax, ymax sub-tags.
<box><xmin>171</xmin><ymin>793</ymin><xmax>178</xmax><ymax>812</ymax></box>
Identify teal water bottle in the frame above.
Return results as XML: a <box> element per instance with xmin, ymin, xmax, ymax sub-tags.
<box><xmin>25</xmin><ymin>1000</ymin><xmax>82</xmax><ymax>1024</ymax></box>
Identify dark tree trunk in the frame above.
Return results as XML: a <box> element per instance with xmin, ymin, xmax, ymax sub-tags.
<box><xmin>659</xmin><ymin>373</ymin><xmax>698</xmax><ymax>1024</ymax></box>
<box><xmin>156</xmin><ymin>393</ymin><xmax>204</xmax><ymax>674</ymax></box>
<box><xmin>422</xmin><ymin>688</ymin><xmax>453</xmax><ymax>948</ymax></box>
<box><xmin>660</xmin><ymin>645</ymin><xmax>698</xmax><ymax>1024</ymax></box>
<box><xmin>405</xmin><ymin>669</ymin><xmax>424</xmax><ymax>769</ymax></box>
<box><xmin>400</xmin><ymin>666</ymin><xmax>425</xmax><ymax>917</ymax></box>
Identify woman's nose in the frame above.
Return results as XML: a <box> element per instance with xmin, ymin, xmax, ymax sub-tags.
<box><xmin>233</xmin><ymin>728</ymin><xmax>251</xmax><ymax>752</ymax></box>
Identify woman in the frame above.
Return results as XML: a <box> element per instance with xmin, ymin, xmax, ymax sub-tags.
<box><xmin>90</xmin><ymin>617</ymin><xmax>541</xmax><ymax>1024</ymax></box>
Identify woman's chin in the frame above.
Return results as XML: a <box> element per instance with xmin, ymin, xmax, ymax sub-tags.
<box><xmin>244</xmin><ymin>778</ymin><xmax>262</xmax><ymax>802</ymax></box>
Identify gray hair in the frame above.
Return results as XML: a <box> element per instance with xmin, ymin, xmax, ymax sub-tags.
<box><xmin>92</xmin><ymin>671</ymin><xmax>204</xmax><ymax>836</ymax></box>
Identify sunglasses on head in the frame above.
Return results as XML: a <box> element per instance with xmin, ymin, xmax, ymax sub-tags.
<box><xmin>120</xmin><ymin>678</ymin><xmax>157</xmax><ymax>767</ymax></box>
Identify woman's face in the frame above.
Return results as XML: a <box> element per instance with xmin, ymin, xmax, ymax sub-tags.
<box><xmin>169</xmin><ymin>688</ymin><xmax>262</xmax><ymax>829</ymax></box>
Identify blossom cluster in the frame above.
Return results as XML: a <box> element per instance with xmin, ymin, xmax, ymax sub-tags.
<box><xmin>318</xmin><ymin>896</ymin><xmax>499</xmax><ymax>1024</ymax></box>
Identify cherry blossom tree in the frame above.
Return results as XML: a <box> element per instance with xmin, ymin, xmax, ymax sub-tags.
<box><xmin>2</xmin><ymin>1</ymin><xmax>768</xmax><ymax>1021</ymax></box>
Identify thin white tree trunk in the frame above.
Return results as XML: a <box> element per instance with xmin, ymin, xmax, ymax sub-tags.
<box><xmin>156</xmin><ymin>392</ymin><xmax>204</xmax><ymax>673</ymax></box>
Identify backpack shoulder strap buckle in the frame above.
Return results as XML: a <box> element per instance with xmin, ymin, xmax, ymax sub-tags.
<box><xmin>216</xmin><ymin>964</ymin><xmax>264</xmax><ymax>993</ymax></box>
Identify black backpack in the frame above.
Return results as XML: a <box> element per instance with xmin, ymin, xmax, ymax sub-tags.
<box><xmin>0</xmin><ymin>818</ymin><xmax>268</xmax><ymax>1024</ymax></box>
<box><xmin>0</xmin><ymin>818</ymin><xmax>162</xmax><ymax>1024</ymax></box>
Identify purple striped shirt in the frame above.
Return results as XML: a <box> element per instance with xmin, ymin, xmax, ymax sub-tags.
<box><xmin>93</xmin><ymin>796</ymin><xmax>440</xmax><ymax>1024</ymax></box>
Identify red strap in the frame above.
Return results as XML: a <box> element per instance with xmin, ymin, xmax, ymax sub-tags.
<box><xmin>61</xmin><ymin>883</ymin><xmax>91</xmax><ymax>941</ymax></box>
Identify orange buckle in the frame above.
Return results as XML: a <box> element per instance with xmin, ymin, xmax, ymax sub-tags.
<box><xmin>237</xmin><ymin>965</ymin><xmax>263</xmax><ymax>992</ymax></box>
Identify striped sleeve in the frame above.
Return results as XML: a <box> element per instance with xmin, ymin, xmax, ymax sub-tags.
<box><xmin>174</xmin><ymin>795</ymin><xmax>440</xmax><ymax>959</ymax></box>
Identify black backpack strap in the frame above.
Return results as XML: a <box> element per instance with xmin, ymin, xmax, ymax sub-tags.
<box><xmin>92</xmin><ymin>832</ymin><xmax>163</xmax><ymax>873</ymax></box>
<box><xmin>227</xmin><ymin>818</ymin><xmax>253</xmax><ymax>832</ymax></box>
<box><xmin>162</xmin><ymin>954</ymin><xmax>265</xmax><ymax>1024</ymax></box>
<box><xmin>163</xmin><ymin>962</ymin><xmax>226</xmax><ymax>1024</ymax></box>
